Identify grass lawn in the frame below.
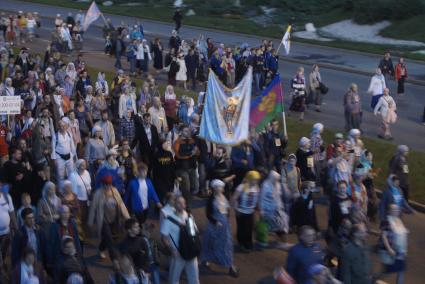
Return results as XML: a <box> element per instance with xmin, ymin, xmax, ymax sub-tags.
<box><xmin>23</xmin><ymin>0</ymin><xmax>425</xmax><ymax>61</ymax></box>
<box><xmin>90</xmin><ymin>67</ymin><xmax>425</xmax><ymax>203</ymax></box>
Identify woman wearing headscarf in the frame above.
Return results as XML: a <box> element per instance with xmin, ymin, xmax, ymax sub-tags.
<box><xmin>231</xmin><ymin>170</ymin><xmax>261</xmax><ymax>251</ymax></box>
<box><xmin>88</xmin><ymin>175</ymin><xmax>129</xmax><ymax>260</ymax></box>
<box><xmin>95</xmin><ymin>149</ymin><xmax>124</xmax><ymax>194</ymax></box>
<box><xmin>37</xmin><ymin>181</ymin><xmax>61</xmax><ymax>237</ymax></box>
<box><xmin>374</xmin><ymin>88</ymin><xmax>397</xmax><ymax>140</ymax></box>
<box><xmin>201</xmin><ymin>179</ymin><xmax>239</xmax><ymax>277</ymax></box>
<box><xmin>296</xmin><ymin>137</ymin><xmax>316</xmax><ymax>187</ymax></box>
<box><xmin>177</xmin><ymin>96</ymin><xmax>196</xmax><ymax>125</ymax></box>
<box><xmin>379</xmin><ymin>175</ymin><xmax>414</xmax><ymax>225</ymax></box>
<box><xmin>163</xmin><ymin>84</ymin><xmax>177</xmax><ymax>128</ymax></box>
<box><xmin>85</xmin><ymin>125</ymin><xmax>108</xmax><ymax>180</ymax></box>
<box><xmin>66</xmin><ymin>62</ymin><xmax>77</xmax><ymax>85</ymax></box>
<box><xmin>260</xmin><ymin>171</ymin><xmax>289</xmax><ymax>238</ymax></box>
<box><xmin>95</xmin><ymin>71</ymin><xmax>109</xmax><ymax>99</ymax></box>
<box><xmin>91</xmin><ymin>87</ymin><xmax>108</xmax><ymax>123</ymax></box>
<box><xmin>310</xmin><ymin>123</ymin><xmax>325</xmax><ymax>188</ymax></box>
<box><xmin>67</xmin><ymin>110</ymin><xmax>81</xmax><ymax>148</ymax></box>
<box><xmin>60</xmin><ymin>181</ymin><xmax>80</xmax><ymax>218</ymax></box>
<box><xmin>281</xmin><ymin>154</ymin><xmax>301</xmax><ymax>218</ymax></box>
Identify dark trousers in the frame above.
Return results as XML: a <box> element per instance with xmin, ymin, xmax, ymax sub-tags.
<box><xmin>114</xmin><ymin>53</ymin><xmax>122</xmax><ymax>69</ymax></box>
<box><xmin>397</xmin><ymin>76</ymin><xmax>405</xmax><ymax>94</ymax></box>
<box><xmin>99</xmin><ymin>221</ymin><xmax>117</xmax><ymax>258</ymax></box>
<box><xmin>135</xmin><ymin>209</ymin><xmax>149</xmax><ymax>225</ymax></box>
<box><xmin>401</xmin><ymin>185</ymin><xmax>410</xmax><ymax>201</ymax></box>
<box><xmin>188</xmin><ymin>71</ymin><xmax>196</xmax><ymax>90</ymax></box>
<box><xmin>0</xmin><ymin>234</ymin><xmax>10</xmax><ymax>268</ymax></box>
<box><xmin>175</xmin><ymin>21</ymin><xmax>181</xmax><ymax>32</ymax></box>
<box><xmin>236</xmin><ymin>212</ymin><xmax>254</xmax><ymax>249</ymax></box>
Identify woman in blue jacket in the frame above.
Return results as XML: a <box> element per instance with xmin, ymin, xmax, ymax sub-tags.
<box><xmin>125</xmin><ymin>163</ymin><xmax>162</xmax><ymax>225</ymax></box>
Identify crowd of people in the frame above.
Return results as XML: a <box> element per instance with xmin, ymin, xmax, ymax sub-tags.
<box><xmin>0</xmin><ymin>8</ymin><xmax>418</xmax><ymax>284</ymax></box>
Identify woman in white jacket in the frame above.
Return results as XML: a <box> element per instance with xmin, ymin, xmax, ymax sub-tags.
<box><xmin>118</xmin><ymin>86</ymin><xmax>137</xmax><ymax>119</ymax></box>
<box><xmin>374</xmin><ymin>88</ymin><xmax>397</xmax><ymax>140</ymax></box>
<box><xmin>176</xmin><ymin>52</ymin><xmax>187</xmax><ymax>90</ymax></box>
<box><xmin>136</xmin><ymin>39</ymin><xmax>152</xmax><ymax>74</ymax></box>
<box><xmin>368</xmin><ymin>68</ymin><xmax>386</xmax><ymax>109</ymax></box>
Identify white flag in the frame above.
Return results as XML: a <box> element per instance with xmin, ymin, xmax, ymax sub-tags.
<box><xmin>199</xmin><ymin>67</ymin><xmax>253</xmax><ymax>145</ymax></box>
<box><xmin>82</xmin><ymin>2</ymin><xmax>101</xmax><ymax>31</ymax></box>
<box><xmin>281</xmin><ymin>25</ymin><xmax>292</xmax><ymax>55</ymax></box>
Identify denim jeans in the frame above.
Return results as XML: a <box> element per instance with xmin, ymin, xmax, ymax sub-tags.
<box><xmin>129</xmin><ymin>58</ymin><xmax>137</xmax><ymax>74</ymax></box>
<box><xmin>149</xmin><ymin>263</ymin><xmax>161</xmax><ymax>284</ymax></box>
<box><xmin>254</xmin><ymin>72</ymin><xmax>263</xmax><ymax>94</ymax></box>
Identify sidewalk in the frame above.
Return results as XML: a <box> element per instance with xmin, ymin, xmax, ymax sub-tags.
<box><xmin>2</xmin><ymin>0</ymin><xmax>425</xmax><ymax>85</ymax></box>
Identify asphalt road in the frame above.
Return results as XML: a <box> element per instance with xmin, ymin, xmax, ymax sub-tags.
<box><xmin>2</xmin><ymin>0</ymin><xmax>425</xmax><ymax>82</ymax></box>
<box><xmin>12</xmin><ymin>15</ymin><xmax>425</xmax><ymax>152</ymax></box>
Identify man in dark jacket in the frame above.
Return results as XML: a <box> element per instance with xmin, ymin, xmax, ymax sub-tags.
<box><xmin>209</xmin><ymin>146</ymin><xmax>235</xmax><ymax>198</ymax></box>
<box><xmin>12</xmin><ymin>208</ymin><xmax>44</xmax><ymax>268</ymax></box>
<box><xmin>378</xmin><ymin>52</ymin><xmax>394</xmax><ymax>80</ymax></box>
<box><xmin>173</xmin><ymin>9</ymin><xmax>183</xmax><ymax>32</ymax></box>
<box><xmin>118</xmin><ymin>218</ymin><xmax>160</xmax><ymax>284</ymax></box>
<box><xmin>132</xmin><ymin>113</ymin><xmax>159</xmax><ymax>174</ymax></box>
<box><xmin>75</xmin><ymin>70</ymin><xmax>91</xmax><ymax>99</ymax></box>
<box><xmin>267</xmin><ymin>49</ymin><xmax>279</xmax><ymax>81</ymax></box>
<box><xmin>173</xmin><ymin>125</ymin><xmax>199</xmax><ymax>204</ymax></box>
<box><xmin>168</xmin><ymin>30</ymin><xmax>181</xmax><ymax>51</ymax></box>
<box><xmin>286</xmin><ymin>225</ymin><xmax>324</xmax><ymax>284</ymax></box>
<box><xmin>55</xmin><ymin>237</ymin><xmax>94</xmax><ymax>284</ymax></box>
<box><xmin>340</xmin><ymin>223</ymin><xmax>371</xmax><ymax>284</ymax></box>
<box><xmin>265</xmin><ymin>119</ymin><xmax>287</xmax><ymax>172</ymax></box>
<box><xmin>185</xmin><ymin>49</ymin><xmax>199</xmax><ymax>90</ymax></box>
<box><xmin>253</xmin><ymin>48</ymin><xmax>265</xmax><ymax>94</ymax></box>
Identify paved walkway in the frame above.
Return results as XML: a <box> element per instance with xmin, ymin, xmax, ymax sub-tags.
<box><xmin>2</xmin><ymin>0</ymin><xmax>425</xmax><ymax>83</ymax></box>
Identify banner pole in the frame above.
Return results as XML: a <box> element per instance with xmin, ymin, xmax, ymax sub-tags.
<box><xmin>100</xmin><ymin>12</ymin><xmax>108</xmax><ymax>26</ymax></box>
<box><xmin>279</xmin><ymin>79</ymin><xmax>287</xmax><ymax>138</ymax></box>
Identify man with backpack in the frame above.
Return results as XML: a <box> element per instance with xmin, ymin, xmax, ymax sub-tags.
<box><xmin>160</xmin><ymin>196</ymin><xmax>200</xmax><ymax>284</ymax></box>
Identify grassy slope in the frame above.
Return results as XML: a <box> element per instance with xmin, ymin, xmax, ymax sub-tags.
<box><xmin>380</xmin><ymin>14</ymin><xmax>425</xmax><ymax>43</ymax></box>
<box><xmin>22</xmin><ymin>0</ymin><xmax>425</xmax><ymax>61</ymax></box>
<box><xmin>91</xmin><ymin>69</ymin><xmax>425</xmax><ymax>203</ymax></box>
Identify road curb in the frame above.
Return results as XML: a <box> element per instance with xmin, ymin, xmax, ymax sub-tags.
<box><xmin>375</xmin><ymin>189</ymin><xmax>425</xmax><ymax>213</ymax></box>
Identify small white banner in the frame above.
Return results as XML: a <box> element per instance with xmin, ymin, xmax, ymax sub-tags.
<box><xmin>0</xmin><ymin>96</ymin><xmax>21</xmax><ymax>115</ymax></box>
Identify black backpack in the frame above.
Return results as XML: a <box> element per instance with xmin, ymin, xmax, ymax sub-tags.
<box><xmin>168</xmin><ymin>215</ymin><xmax>201</xmax><ymax>260</ymax></box>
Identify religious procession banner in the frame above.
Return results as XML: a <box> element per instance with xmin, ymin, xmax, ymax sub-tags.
<box><xmin>199</xmin><ymin>67</ymin><xmax>253</xmax><ymax>145</ymax></box>
<box><xmin>249</xmin><ymin>74</ymin><xmax>284</xmax><ymax>131</ymax></box>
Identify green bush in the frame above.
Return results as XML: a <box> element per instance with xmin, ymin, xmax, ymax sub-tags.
<box><xmin>352</xmin><ymin>0</ymin><xmax>425</xmax><ymax>24</ymax></box>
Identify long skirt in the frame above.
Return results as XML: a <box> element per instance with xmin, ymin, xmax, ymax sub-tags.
<box><xmin>201</xmin><ymin>213</ymin><xmax>233</xmax><ymax>267</ymax></box>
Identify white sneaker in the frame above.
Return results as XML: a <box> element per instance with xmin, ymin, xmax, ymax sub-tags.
<box><xmin>99</xmin><ymin>251</ymin><xmax>107</xmax><ymax>259</ymax></box>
